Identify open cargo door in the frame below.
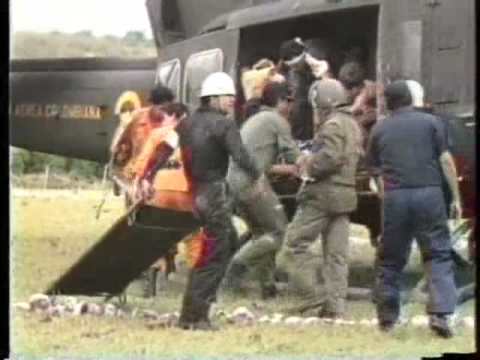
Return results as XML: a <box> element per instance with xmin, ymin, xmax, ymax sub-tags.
<box><xmin>47</xmin><ymin>206</ymin><xmax>200</xmax><ymax>296</ymax></box>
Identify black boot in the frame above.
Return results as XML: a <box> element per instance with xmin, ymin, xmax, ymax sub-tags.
<box><xmin>429</xmin><ymin>314</ymin><xmax>454</xmax><ymax>339</ymax></box>
<box><xmin>178</xmin><ymin>300</ymin><xmax>219</xmax><ymax>331</ymax></box>
<box><xmin>142</xmin><ymin>268</ymin><xmax>159</xmax><ymax>298</ymax></box>
<box><xmin>261</xmin><ymin>283</ymin><xmax>278</xmax><ymax>300</ymax></box>
<box><xmin>223</xmin><ymin>262</ymin><xmax>248</xmax><ymax>293</ymax></box>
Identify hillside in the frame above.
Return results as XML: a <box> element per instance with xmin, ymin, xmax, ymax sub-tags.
<box><xmin>12</xmin><ymin>30</ymin><xmax>157</xmax><ymax>59</ymax></box>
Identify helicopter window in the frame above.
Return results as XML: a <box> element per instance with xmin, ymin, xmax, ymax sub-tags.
<box><xmin>183</xmin><ymin>48</ymin><xmax>224</xmax><ymax>109</ymax></box>
<box><xmin>156</xmin><ymin>59</ymin><xmax>181</xmax><ymax>99</ymax></box>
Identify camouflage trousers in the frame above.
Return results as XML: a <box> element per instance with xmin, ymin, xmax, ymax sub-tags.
<box><xmin>230</xmin><ymin>178</ymin><xmax>288</xmax><ymax>289</ymax></box>
<box><xmin>277</xmin><ymin>201</ymin><xmax>350</xmax><ymax>315</ymax></box>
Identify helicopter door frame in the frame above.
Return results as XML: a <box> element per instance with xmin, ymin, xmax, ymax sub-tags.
<box><xmin>155</xmin><ymin>58</ymin><xmax>182</xmax><ymax>100</ymax></box>
<box><xmin>182</xmin><ymin>48</ymin><xmax>225</xmax><ymax>109</ymax></box>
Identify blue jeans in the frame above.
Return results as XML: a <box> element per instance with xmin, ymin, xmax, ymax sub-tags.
<box><xmin>375</xmin><ymin>187</ymin><xmax>457</xmax><ymax>323</ymax></box>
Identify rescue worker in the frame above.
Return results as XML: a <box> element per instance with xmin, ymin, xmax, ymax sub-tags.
<box><xmin>138</xmin><ymin>72</ymin><xmax>262</xmax><ymax>330</ymax></box>
<box><xmin>277</xmin><ymin>79</ymin><xmax>363</xmax><ymax>318</ymax></box>
<box><xmin>338</xmin><ymin>61</ymin><xmax>385</xmax><ymax>148</ymax></box>
<box><xmin>111</xmin><ymin>84</ymin><xmax>179</xmax><ymax>297</ymax></box>
<box><xmin>225</xmin><ymin>81</ymin><xmax>301</xmax><ymax>299</ymax></box>
<box><xmin>366</xmin><ymin>80</ymin><xmax>461</xmax><ymax>338</ymax></box>
<box><xmin>112</xmin><ymin>84</ymin><xmax>176</xmax><ymax>176</ymax></box>
<box><xmin>406</xmin><ymin>79</ymin><xmax>455</xmax><ymax>210</ymax></box>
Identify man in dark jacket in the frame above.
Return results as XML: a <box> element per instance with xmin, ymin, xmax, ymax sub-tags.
<box><xmin>367</xmin><ymin>80</ymin><xmax>461</xmax><ymax>338</ymax></box>
<box><xmin>138</xmin><ymin>72</ymin><xmax>262</xmax><ymax>330</ymax></box>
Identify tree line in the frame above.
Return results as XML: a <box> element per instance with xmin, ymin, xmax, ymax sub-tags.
<box><xmin>13</xmin><ymin>30</ymin><xmax>157</xmax><ymax>58</ymax></box>
<box><xmin>11</xmin><ymin>30</ymin><xmax>157</xmax><ymax>181</ymax></box>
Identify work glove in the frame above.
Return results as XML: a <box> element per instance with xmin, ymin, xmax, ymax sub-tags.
<box><xmin>133</xmin><ymin>177</ymin><xmax>154</xmax><ymax>202</ymax></box>
<box><xmin>269</xmin><ymin>163</ymin><xmax>300</xmax><ymax>178</ymax></box>
<box><xmin>305</xmin><ymin>54</ymin><xmax>329</xmax><ymax>79</ymax></box>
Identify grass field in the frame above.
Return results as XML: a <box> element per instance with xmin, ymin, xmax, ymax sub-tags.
<box><xmin>11</xmin><ymin>189</ymin><xmax>476</xmax><ymax>359</ymax></box>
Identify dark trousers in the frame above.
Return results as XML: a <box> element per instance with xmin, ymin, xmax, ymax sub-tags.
<box><xmin>179</xmin><ymin>181</ymin><xmax>237</xmax><ymax>324</ymax></box>
<box><xmin>375</xmin><ymin>186</ymin><xmax>457</xmax><ymax>323</ymax></box>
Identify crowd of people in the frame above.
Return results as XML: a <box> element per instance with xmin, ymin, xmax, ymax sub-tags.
<box><xmin>113</xmin><ymin>37</ymin><xmax>463</xmax><ymax>338</ymax></box>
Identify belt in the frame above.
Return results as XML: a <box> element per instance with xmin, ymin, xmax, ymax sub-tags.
<box><xmin>303</xmin><ymin>178</ymin><xmax>355</xmax><ymax>187</ymax></box>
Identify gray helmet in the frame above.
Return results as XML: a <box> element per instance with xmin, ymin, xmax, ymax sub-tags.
<box><xmin>309</xmin><ymin>78</ymin><xmax>348</xmax><ymax>110</ymax></box>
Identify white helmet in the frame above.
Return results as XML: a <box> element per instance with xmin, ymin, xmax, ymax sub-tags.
<box><xmin>200</xmin><ymin>72</ymin><xmax>236</xmax><ymax>98</ymax></box>
<box><xmin>405</xmin><ymin>80</ymin><xmax>424</xmax><ymax>108</ymax></box>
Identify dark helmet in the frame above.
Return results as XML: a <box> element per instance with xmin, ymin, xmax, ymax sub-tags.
<box><xmin>279</xmin><ymin>37</ymin><xmax>306</xmax><ymax>62</ymax></box>
<box><xmin>150</xmin><ymin>84</ymin><xmax>175</xmax><ymax>105</ymax></box>
<box><xmin>384</xmin><ymin>80</ymin><xmax>412</xmax><ymax>111</ymax></box>
<box><xmin>338</xmin><ymin>61</ymin><xmax>365</xmax><ymax>89</ymax></box>
<box><xmin>261</xmin><ymin>81</ymin><xmax>292</xmax><ymax>107</ymax></box>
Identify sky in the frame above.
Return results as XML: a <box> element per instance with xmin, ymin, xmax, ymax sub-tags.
<box><xmin>10</xmin><ymin>0</ymin><xmax>154</xmax><ymax>38</ymax></box>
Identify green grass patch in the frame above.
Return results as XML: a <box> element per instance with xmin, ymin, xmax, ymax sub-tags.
<box><xmin>11</xmin><ymin>189</ymin><xmax>476</xmax><ymax>358</ymax></box>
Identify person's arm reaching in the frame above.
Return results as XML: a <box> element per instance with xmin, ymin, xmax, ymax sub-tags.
<box><xmin>439</xmin><ymin>151</ymin><xmax>462</xmax><ymax>219</ymax></box>
<box><xmin>303</xmin><ymin>121</ymin><xmax>345</xmax><ymax>179</ymax></box>
<box><xmin>276</xmin><ymin>116</ymin><xmax>301</xmax><ymax>164</ymax></box>
<box><xmin>433</xmin><ymin>119</ymin><xmax>462</xmax><ymax>219</ymax></box>
<box><xmin>223</xmin><ymin>121</ymin><xmax>261</xmax><ymax>181</ymax></box>
<box><xmin>133</xmin><ymin>130</ymin><xmax>179</xmax><ymax>201</ymax></box>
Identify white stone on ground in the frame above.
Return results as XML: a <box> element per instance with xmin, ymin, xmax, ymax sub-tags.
<box><xmin>47</xmin><ymin>304</ymin><xmax>66</xmax><ymax>317</ymax></box>
<box><xmin>411</xmin><ymin>315</ymin><xmax>429</xmax><ymax>327</ymax></box>
<box><xmin>258</xmin><ymin>315</ymin><xmax>271</xmax><ymax>324</ymax></box>
<box><xmin>229</xmin><ymin>306</ymin><xmax>255</xmax><ymax>324</ymax></box>
<box><xmin>303</xmin><ymin>317</ymin><xmax>321</xmax><ymax>326</ymax></box>
<box><xmin>359</xmin><ymin>318</ymin><xmax>371</xmax><ymax>326</ymax></box>
<box><xmin>141</xmin><ymin>309</ymin><xmax>159</xmax><ymax>321</ymax></box>
<box><xmin>271</xmin><ymin>313</ymin><xmax>284</xmax><ymax>321</ymax></box>
<box><xmin>85</xmin><ymin>303</ymin><xmax>103</xmax><ymax>316</ymax></box>
<box><xmin>462</xmin><ymin>316</ymin><xmax>475</xmax><ymax>329</ymax></box>
<box><xmin>284</xmin><ymin>316</ymin><xmax>303</xmax><ymax>326</ymax></box>
<box><xmin>13</xmin><ymin>302</ymin><xmax>31</xmax><ymax>311</ymax></box>
<box><xmin>214</xmin><ymin>309</ymin><xmax>228</xmax><ymax>318</ymax></box>
<box><xmin>270</xmin><ymin>317</ymin><xmax>283</xmax><ymax>325</ymax></box>
<box><xmin>232</xmin><ymin>306</ymin><xmax>254</xmax><ymax>318</ymax></box>
<box><xmin>104</xmin><ymin>304</ymin><xmax>117</xmax><ymax>317</ymax></box>
<box><xmin>116</xmin><ymin>309</ymin><xmax>127</xmax><ymax>318</ymax></box>
<box><xmin>72</xmin><ymin>302</ymin><xmax>87</xmax><ymax>316</ymax></box>
<box><xmin>61</xmin><ymin>296</ymin><xmax>78</xmax><ymax>312</ymax></box>
<box><xmin>145</xmin><ymin>313</ymin><xmax>177</xmax><ymax>329</ymax></box>
<box><xmin>29</xmin><ymin>294</ymin><xmax>50</xmax><ymax>310</ymax></box>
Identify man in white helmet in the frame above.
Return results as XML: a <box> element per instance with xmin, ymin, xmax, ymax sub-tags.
<box><xmin>277</xmin><ymin>78</ymin><xmax>363</xmax><ymax>319</ymax></box>
<box><xmin>139</xmin><ymin>72</ymin><xmax>262</xmax><ymax>330</ymax></box>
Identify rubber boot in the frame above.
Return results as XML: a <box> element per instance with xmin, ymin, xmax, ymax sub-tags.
<box><xmin>222</xmin><ymin>262</ymin><xmax>248</xmax><ymax>293</ymax></box>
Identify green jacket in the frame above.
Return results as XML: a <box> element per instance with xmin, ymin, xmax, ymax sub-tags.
<box><xmin>228</xmin><ymin>106</ymin><xmax>300</xmax><ymax>193</ymax></box>
<box><xmin>300</xmin><ymin>106</ymin><xmax>363</xmax><ymax>213</ymax></box>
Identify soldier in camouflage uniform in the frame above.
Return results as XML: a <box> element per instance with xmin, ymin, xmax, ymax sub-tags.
<box><xmin>277</xmin><ymin>78</ymin><xmax>363</xmax><ymax>318</ymax></box>
<box><xmin>226</xmin><ymin>81</ymin><xmax>300</xmax><ymax>298</ymax></box>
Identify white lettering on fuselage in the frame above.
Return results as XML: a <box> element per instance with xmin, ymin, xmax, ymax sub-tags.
<box><xmin>14</xmin><ymin>103</ymin><xmax>103</xmax><ymax>120</ymax></box>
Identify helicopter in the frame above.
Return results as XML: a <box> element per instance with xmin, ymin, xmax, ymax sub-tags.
<box><xmin>10</xmin><ymin>0</ymin><xmax>475</xmax><ymax>298</ymax></box>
